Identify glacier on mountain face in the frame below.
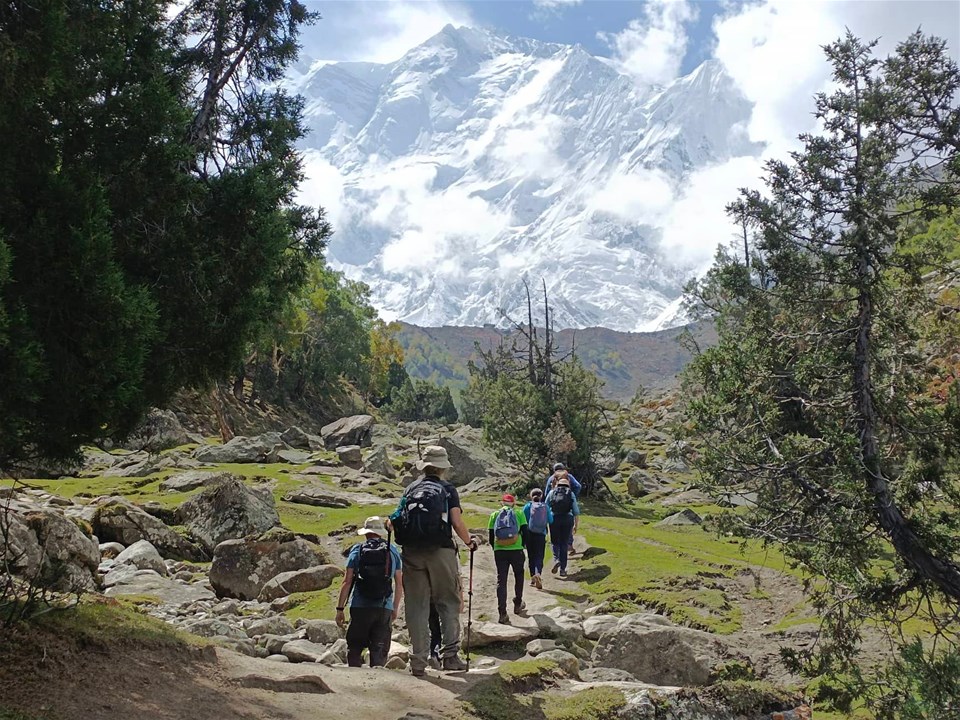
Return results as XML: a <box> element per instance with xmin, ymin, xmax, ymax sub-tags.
<box><xmin>287</xmin><ymin>24</ymin><xmax>762</xmax><ymax>332</ymax></box>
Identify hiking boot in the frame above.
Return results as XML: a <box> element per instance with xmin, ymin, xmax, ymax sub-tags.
<box><xmin>551</xmin><ymin>561</ymin><xmax>560</xmax><ymax>574</ymax></box>
<box><xmin>513</xmin><ymin>598</ymin><xmax>526</xmax><ymax>615</ymax></box>
<box><xmin>498</xmin><ymin>610</ymin><xmax>511</xmax><ymax>624</ymax></box>
<box><xmin>533</xmin><ymin>574</ymin><xmax>543</xmax><ymax>589</ymax></box>
<box><xmin>411</xmin><ymin>665</ymin><xmax>427</xmax><ymax>677</ymax></box>
<box><xmin>529</xmin><ymin>577</ymin><xmax>537</xmax><ymax>587</ymax></box>
<box><xmin>442</xmin><ymin>655</ymin><xmax>469</xmax><ymax>672</ymax></box>
<box><xmin>428</xmin><ymin>656</ymin><xmax>442</xmax><ymax>670</ymax></box>
<box><xmin>559</xmin><ymin>568</ymin><xmax>567</xmax><ymax>578</ymax></box>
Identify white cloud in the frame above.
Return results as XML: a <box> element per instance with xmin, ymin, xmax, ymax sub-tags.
<box><xmin>600</xmin><ymin>0</ymin><xmax>698</xmax><ymax>86</ymax></box>
<box><xmin>532</xmin><ymin>0</ymin><xmax>583</xmax><ymax>8</ymax></box>
<box><xmin>491</xmin><ymin>114</ymin><xmax>567</xmax><ymax>179</ymax></box>
<box><xmin>590</xmin><ymin>168</ymin><xmax>675</xmax><ymax>222</ymax></box>
<box><xmin>297</xmin><ymin>151</ymin><xmax>348</xmax><ymax>227</ymax></box>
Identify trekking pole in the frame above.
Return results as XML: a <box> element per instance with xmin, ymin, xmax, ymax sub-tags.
<box><xmin>466</xmin><ymin>544</ymin><xmax>475</xmax><ymax>671</ymax></box>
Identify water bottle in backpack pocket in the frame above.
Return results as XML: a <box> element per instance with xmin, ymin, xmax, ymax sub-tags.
<box><xmin>528</xmin><ymin>501</ymin><xmax>549</xmax><ymax>534</ymax></box>
<box><xmin>494</xmin><ymin>506</ymin><xmax>520</xmax><ymax>546</ymax></box>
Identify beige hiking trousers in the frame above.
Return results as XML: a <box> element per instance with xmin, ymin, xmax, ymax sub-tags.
<box><xmin>401</xmin><ymin>545</ymin><xmax>461</xmax><ymax>670</ymax></box>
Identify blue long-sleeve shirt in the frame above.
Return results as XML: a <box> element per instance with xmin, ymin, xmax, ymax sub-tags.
<box><xmin>545</xmin><ymin>472</ymin><xmax>582</xmax><ymax>497</ymax></box>
<box><xmin>522</xmin><ymin>500</ymin><xmax>554</xmax><ymax>533</ymax></box>
<box><xmin>544</xmin><ymin>488</ymin><xmax>581</xmax><ymax>517</ymax></box>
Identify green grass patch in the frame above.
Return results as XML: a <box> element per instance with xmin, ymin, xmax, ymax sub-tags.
<box><xmin>542</xmin><ymin>687</ymin><xmax>627</xmax><ymax>720</ymax></box>
<box><xmin>283</xmin><ymin>586</ymin><xmax>342</xmax><ymax>622</ymax></box>
<box><xmin>702</xmin><ymin>681</ymin><xmax>803</xmax><ymax>717</ymax></box>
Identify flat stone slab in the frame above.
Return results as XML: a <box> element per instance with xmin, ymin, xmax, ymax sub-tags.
<box><xmin>105</xmin><ymin>571</ymin><xmax>215</xmax><ymax>606</ymax></box>
<box><xmin>467</xmin><ymin>620</ymin><xmax>539</xmax><ymax>647</ymax></box>
<box><xmin>234</xmin><ymin>673</ymin><xmax>332</xmax><ymax>694</ymax></box>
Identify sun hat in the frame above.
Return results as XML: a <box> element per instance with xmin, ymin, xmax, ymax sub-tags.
<box><xmin>502</xmin><ymin>493</ymin><xmax>516</xmax><ymax>503</ymax></box>
<box><xmin>531</xmin><ymin>488</ymin><xmax>543</xmax><ymax>498</ymax></box>
<box><xmin>552</xmin><ymin>462</ymin><xmax>566</xmax><ymax>471</ymax></box>
<box><xmin>357</xmin><ymin>516</ymin><xmax>387</xmax><ymax>536</ymax></box>
<box><xmin>556</xmin><ymin>476</ymin><xmax>571</xmax><ymax>487</ymax></box>
<box><xmin>416</xmin><ymin>445</ymin><xmax>452</xmax><ymax>471</ymax></box>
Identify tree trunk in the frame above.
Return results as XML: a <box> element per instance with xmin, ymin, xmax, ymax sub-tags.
<box><xmin>210</xmin><ymin>385</ymin><xmax>234</xmax><ymax>443</ymax></box>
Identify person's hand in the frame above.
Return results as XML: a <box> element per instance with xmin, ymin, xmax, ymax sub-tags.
<box><xmin>391</xmin><ymin>607</ymin><xmax>400</xmax><ymax>622</ymax></box>
<box><xmin>335</xmin><ymin>609</ymin><xmax>346</xmax><ymax>628</ymax></box>
<box><xmin>468</xmin><ymin>536</ymin><xmax>479</xmax><ymax>552</ymax></box>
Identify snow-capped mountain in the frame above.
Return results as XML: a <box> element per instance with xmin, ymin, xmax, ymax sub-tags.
<box><xmin>288</xmin><ymin>25</ymin><xmax>760</xmax><ymax>331</ymax></box>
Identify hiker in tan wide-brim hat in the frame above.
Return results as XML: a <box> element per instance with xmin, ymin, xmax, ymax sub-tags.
<box><xmin>415</xmin><ymin>445</ymin><xmax>452</xmax><ymax>472</ymax></box>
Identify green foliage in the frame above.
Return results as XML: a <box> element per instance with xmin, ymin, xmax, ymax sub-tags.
<box><xmin>386</xmin><ymin>378</ymin><xmax>458</xmax><ymax>424</ymax></box>
<box><xmin>0</xmin><ymin>0</ymin><xmax>327</xmax><ymax>468</ymax></box>
<box><xmin>682</xmin><ymin>29</ymin><xmax>960</xmax><ymax>706</ymax></box>
<box><xmin>541</xmin><ymin>687</ymin><xmax>627</xmax><ymax>720</ymax></box>
<box><xmin>868</xmin><ymin>640</ymin><xmax>960</xmax><ymax>720</ymax></box>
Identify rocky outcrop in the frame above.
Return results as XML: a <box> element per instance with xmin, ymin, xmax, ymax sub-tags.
<box><xmin>281</xmin><ymin>486</ymin><xmax>353</xmax><ymax>508</ymax></box>
<box><xmin>159</xmin><ymin>471</ymin><xmax>232</xmax><ymax>493</ymax></box>
<box><xmin>364</xmin><ymin>446</ymin><xmax>395</xmax><ymax>478</ymax></box>
<box><xmin>258</xmin><ymin>565</ymin><xmax>343</xmax><ymax>602</ymax></box>
<box><xmin>336</xmin><ymin>445</ymin><xmax>363</xmax><ymax>469</ymax></box>
<box><xmin>104</xmin><ymin>569</ymin><xmax>216</xmax><ymax>606</ymax></box>
<box><xmin>18</xmin><ymin>508</ymin><xmax>100</xmax><ymax>592</ymax></box>
<box><xmin>656</xmin><ymin>509</ymin><xmax>703</xmax><ymax>527</ymax></box>
<box><xmin>321</xmin><ymin>415</ymin><xmax>374</xmax><ymax>449</ymax></box>
<box><xmin>435</xmin><ymin>437</ymin><xmax>487</xmax><ymax>486</ymax></box>
<box><xmin>114</xmin><ymin>540</ymin><xmax>168</xmax><ymax>575</ymax></box>
<box><xmin>280</xmin><ymin>426</ymin><xmax>323</xmax><ymax>451</ymax></box>
<box><xmin>178</xmin><ymin>476</ymin><xmax>280</xmax><ymax>553</ymax></box>
<box><xmin>467</xmin><ymin>621</ymin><xmax>539</xmax><ymax>647</ymax></box>
<box><xmin>532</xmin><ymin>606</ymin><xmax>584</xmax><ymax>641</ymax></box>
<box><xmin>192</xmin><ymin>433</ymin><xmax>288</xmax><ymax>464</ymax></box>
<box><xmin>591</xmin><ymin>613</ymin><xmax>735</xmax><ymax>686</ymax></box>
<box><xmin>209</xmin><ymin>536</ymin><xmax>325</xmax><ymax>600</ymax></box>
<box><xmin>92</xmin><ymin>497</ymin><xmax>207</xmax><ymax>561</ymax></box>
<box><xmin>120</xmin><ymin>408</ymin><xmax>191</xmax><ymax>452</ymax></box>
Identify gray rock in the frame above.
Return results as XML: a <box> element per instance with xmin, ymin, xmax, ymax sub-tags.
<box><xmin>435</xmin><ymin>437</ymin><xmax>486</xmax><ymax>486</ymax></box>
<box><xmin>304</xmin><ymin>619</ymin><xmax>342</xmax><ymax>645</ymax></box>
<box><xmin>526</xmin><ymin>638</ymin><xmax>558</xmax><ymax>656</ymax></box>
<box><xmin>160</xmin><ymin>471</ymin><xmax>230</xmax><ymax>493</ymax></box>
<box><xmin>265</xmin><ymin>654</ymin><xmax>290</xmax><ymax>663</ymax></box>
<box><xmin>467</xmin><ymin>621</ymin><xmax>539</xmax><ymax>647</ymax></box>
<box><xmin>92</xmin><ymin>497</ymin><xmax>206</xmax><ymax>561</ymax></box>
<box><xmin>578</xmin><ymin>667</ymin><xmax>638</xmax><ymax>683</ymax></box>
<box><xmin>114</xmin><ymin>539</ymin><xmax>167</xmax><ymax>575</ymax></box>
<box><xmin>212</xmin><ymin>637</ymin><xmax>259</xmax><ymax>656</ymax></box>
<box><xmin>182</xmin><ymin>617</ymin><xmax>248</xmax><ymax>640</ymax></box>
<box><xmin>583</xmin><ymin>614</ymin><xmax>620</xmax><ymax>640</ymax></box>
<box><xmin>655</xmin><ymin>509</ymin><xmax>703</xmax><ymax>527</ymax></box>
<box><xmin>281</xmin><ymin>486</ymin><xmax>353</xmax><ymax>508</ymax></box>
<box><xmin>209</xmin><ymin>536</ymin><xmax>324</xmax><ymax>600</ymax></box>
<box><xmin>20</xmin><ymin>508</ymin><xmax>100</xmax><ymax>592</ymax></box>
<box><xmin>280</xmin><ymin>426</ymin><xmax>323</xmax><ymax>451</ymax></box>
<box><xmin>98</xmin><ymin>541</ymin><xmax>126</xmax><ymax>559</ymax></box>
<box><xmin>105</xmin><ymin>570</ymin><xmax>216</xmax><ymax>606</ymax></box>
<box><xmin>258</xmin><ymin>565</ymin><xmax>344</xmax><ymax>601</ymax></box>
<box><xmin>102</xmin><ymin>563</ymin><xmax>140</xmax><ymax>588</ymax></box>
<box><xmin>624</xmin><ymin>449</ymin><xmax>648</xmax><ymax>468</ymax></box>
<box><xmin>336</xmin><ymin>445</ymin><xmax>363</xmax><ymax>470</ymax></box>
<box><xmin>245</xmin><ymin>616</ymin><xmax>296</xmax><ymax>638</ymax></box>
<box><xmin>364</xmin><ymin>446</ymin><xmax>395</xmax><ymax>478</ymax></box>
<box><xmin>532</xmin><ymin>607</ymin><xmax>584</xmax><ymax>641</ymax></box>
<box><xmin>317</xmin><ymin>638</ymin><xmax>348</xmax><ymax>665</ymax></box>
<box><xmin>178</xmin><ymin>476</ymin><xmax>280</xmax><ymax>553</ymax></box>
<box><xmin>264</xmin><ymin>633</ymin><xmax>301</xmax><ymax>655</ymax></box>
<box><xmin>212</xmin><ymin>599</ymin><xmax>241</xmax><ymax>616</ymax></box>
<box><xmin>385</xmin><ymin>656</ymin><xmax>407</xmax><ymax>670</ymax></box>
<box><xmin>120</xmin><ymin>409</ymin><xmax>191</xmax><ymax>452</ymax></box>
<box><xmin>1</xmin><ymin>511</ymin><xmax>43</xmax><ymax>578</ymax></box>
<box><xmin>535</xmin><ymin>649</ymin><xmax>580</xmax><ymax>679</ymax></box>
<box><xmin>321</xmin><ymin>415</ymin><xmax>375</xmax><ymax>449</ymax></box>
<box><xmin>591</xmin><ymin>613</ymin><xmax>733</xmax><ymax>686</ymax></box>
<box><xmin>627</xmin><ymin>471</ymin><xmax>663</xmax><ymax>498</ymax></box>
<box><xmin>276</xmin><ymin>449</ymin><xmax>313</xmax><ymax>464</ymax></box>
<box><xmin>281</xmin><ymin>639</ymin><xmax>329</xmax><ymax>663</ymax></box>
<box><xmin>193</xmin><ymin>432</ymin><xmax>289</xmax><ymax>464</ymax></box>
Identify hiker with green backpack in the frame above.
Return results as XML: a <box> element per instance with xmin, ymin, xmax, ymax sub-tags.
<box><xmin>487</xmin><ymin>493</ymin><xmax>529</xmax><ymax>624</ymax></box>
<box><xmin>335</xmin><ymin>516</ymin><xmax>404</xmax><ymax>667</ymax></box>
<box><xmin>523</xmin><ymin>487</ymin><xmax>552</xmax><ymax>589</ymax></box>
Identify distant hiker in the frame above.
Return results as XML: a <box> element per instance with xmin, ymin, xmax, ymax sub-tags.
<box><xmin>335</xmin><ymin>516</ymin><xmax>403</xmax><ymax>668</ymax></box>
<box><xmin>546</xmin><ymin>476</ymin><xmax>580</xmax><ymax>578</ymax></box>
<box><xmin>488</xmin><ymin>493</ymin><xmax>529</xmax><ymax>624</ymax></box>
<box><xmin>390</xmin><ymin>445</ymin><xmax>478</xmax><ymax>676</ymax></box>
<box><xmin>545</xmin><ymin>463</ymin><xmax>581</xmax><ymax>555</ymax></box>
<box><xmin>523</xmin><ymin>487</ymin><xmax>552</xmax><ymax>589</ymax></box>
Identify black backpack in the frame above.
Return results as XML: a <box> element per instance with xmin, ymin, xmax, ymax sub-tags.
<box><xmin>354</xmin><ymin>537</ymin><xmax>392</xmax><ymax>601</ymax></box>
<box><xmin>391</xmin><ymin>477</ymin><xmax>449</xmax><ymax>547</ymax></box>
<box><xmin>549</xmin><ymin>485</ymin><xmax>573</xmax><ymax>515</ymax></box>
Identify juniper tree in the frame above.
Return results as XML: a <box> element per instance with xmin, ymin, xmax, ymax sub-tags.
<box><xmin>683</xmin><ymin>32</ymin><xmax>960</xmax><ymax>711</ymax></box>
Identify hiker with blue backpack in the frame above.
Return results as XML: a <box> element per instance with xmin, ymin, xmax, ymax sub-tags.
<box><xmin>335</xmin><ymin>516</ymin><xmax>404</xmax><ymax>667</ymax></box>
<box><xmin>546</xmin><ymin>475</ymin><xmax>580</xmax><ymax>577</ymax></box>
<box><xmin>389</xmin><ymin>445</ymin><xmax>478</xmax><ymax>676</ymax></box>
<box><xmin>523</xmin><ymin>488</ymin><xmax>552</xmax><ymax>589</ymax></box>
<box><xmin>487</xmin><ymin>493</ymin><xmax>529</xmax><ymax>625</ymax></box>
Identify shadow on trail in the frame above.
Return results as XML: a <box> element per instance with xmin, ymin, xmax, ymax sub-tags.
<box><xmin>568</xmin><ymin>564</ymin><xmax>611</xmax><ymax>584</ymax></box>
<box><xmin>578</xmin><ymin>546</ymin><xmax>607</xmax><ymax>560</ymax></box>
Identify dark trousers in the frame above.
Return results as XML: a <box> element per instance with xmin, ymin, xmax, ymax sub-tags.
<box><xmin>346</xmin><ymin>606</ymin><xmax>392</xmax><ymax>667</ymax></box>
<box><xmin>494</xmin><ymin>549</ymin><xmax>525</xmax><ymax>612</ymax></box>
<box><xmin>526</xmin><ymin>532</ymin><xmax>547</xmax><ymax>576</ymax></box>
<box><xmin>429</xmin><ymin>603</ymin><xmax>441</xmax><ymax>658</ymax></box>
<box><xmin>549</xmin><ymin>515</ymin><xmax>575</xmax><ymax>571</ymax></box>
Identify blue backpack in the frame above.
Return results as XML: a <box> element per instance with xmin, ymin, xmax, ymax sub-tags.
<box><xmin>494</xmin><ymin>507</ymin><xmax>520</xmax><ymax>546</ymax></box>
<box><xmin>528</xmin><ymin>501</ymin><xmax>549</xmax><ymax>534</ymax></box>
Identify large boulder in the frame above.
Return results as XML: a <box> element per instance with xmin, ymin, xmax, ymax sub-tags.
<box><xmin>624</xmin><ymin>449</ymin><xmax>648</xmax><ymax>468</ymax></box>
<box><xmin>531</xmin><ymin>606</ymin><xmax>584</xmax><ymax>641</ymax></box>
<box><xmin>583</xmin><ymin>614</ymin><xmax>619</xmax><ymax>640</ymax></box>
<box><xmin>655</xmin><ymin>509</ymin><xmax>703</xmax><ymax>527</ymax></box>
<box><xmin>114</xmin><ymin>539</ymin><xmax>167</xmax><ymax>575</ymax></box>
<box><xmin>258</xmin><ymin>565</ymin><xmax>343</xmax><ymax>602</ymax></box>
<box><xmin>281</xmin><ymin>486</ymin><xmax>353</xmax><ymax>508</ymax></box>
<box><xmin>160</xmin><ymin>470</ymin><xmax>232</xmax><ymax>493</ymax></box>
<box><xmin>364</xmin><ymin>446</ymin><xmax>395</xmax><ymax>479</ymax></box>
<box><xmin>209</xmin><ymin>536</ymin><xmax>325</xmax><ymax>600</ymax></box>
<box><xmin>1</xmin><ymin>511</ymin><xmax>43</xmax><ymax>578</ymax></box>
<box><xmin>591</xmin><ymin>613</ymin><xmax>734</xmax><ymax>687</ymax></box>
<box><xmin>321</xmin><ymin>415</ymin><xmax>374</xmax><ymax>449</ymax></box>
<box><xmin>467</xmin><ymin>621</ymin><xmax>539</xmax><ymax>647</ymax></box>
<box><xmin>280</xmin><ymin>639</ymin><xmax>329</xmax><ymax>663</ymax></box>
<box><xmin>435</xmin><ymin>437</ymin><xmax>487</xmax><ymax>487</ymax></box>
<box><xmin>92</xmin><ymin>497</ymin><xmax>207</xmax><ymax>561</ymax></box>
<box><xmin>121</xmin><ymin>408</ymin><xmax>191</xmax><ymax>452</ymax></box>
<box><xmin>105</xmin><ymin>570</ymin><xmax>216</xmax><ymax>606</ymax></box>
<box><xmin>280</xmin><ymin>426</ymin><xmax>323</xmax><ymax>451</ymax></box>
<box><xmin>193</xmin><ymin>433</ymin><xmax>289</xmax><ymax>464</ymax></box>
<box><xmin>304</xmin><ymin>619</ymin><xmax>342</xmax><ymax>645</ymax></box>
<box><xmin>336</xmin><ymin>445</ymin><xmax>363</xmax><ymax>470</ymax></box>
<box><xmin>178</xmin><ymin>476</ymin><xmax>280</xmax><ymax>553</ymax></box>
<box><xmin>21</xmin><ymin>509</ymin><xmax>100</xmax><ymax>592</ymax></box>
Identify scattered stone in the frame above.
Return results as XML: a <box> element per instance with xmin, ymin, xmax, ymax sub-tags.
<box><xmin>388</xmin><ymin>642</ymin><xmax>410</xmax><ymax>661</ymax></box>
<box><xmin>385</xmin><ymin>656</ymin><xmax>407</xmax><ymax>670</ymax></box>
<box><xmin>281</xmin><ymin>639</ymin><xmax>329</xmax><ymax>663</ymax></box>
<box><xmin>159</xmin><ymin>471</ymin><xmax>230</xmax><ymax>493</ymax></box>
<box><xmin>525</xmin><ymin>638</ymin><xmax>558</xmax><ymax>656</ymax></box>
<box><xmin>336</xmin><ymin>445</ymin><xmax>363</xmax><ymax>469</ymax></box>
<box><xmin>304</xmin><ymin>620</ymin><xmax>342</xmax><ymax>645</ymax></box>
<box><xmin>213</xmin><ymin>599</ymin><xmax>241</xmax><ymax>616</ymax></box>
<box><xmin>193</xmin><ymin>433</ymin><xmax>288</xmax><ymax>464</ymax></box>
<box><xmin>21</xmin><ymin>508</ymin><xmax>100</xmax><ymax>592</ymax></box>
<box><xmin>105</xmin><ymin>570</ymin><xmax>216</xmax><ymax>606</ymax></box>
<box><xmin>265</xmin><ymin>654</ymin><xmax>290</xmax><ymax>663</ymax></box>
<box><xmin>258</xmin><ymin>565</ymin><xmax>343</xmax><ymax>602</ymax></box>
<box><xmin>531</xmin><ymin>607</ymin><xmax>584</xmax><ymax>641</ymax></box>
<box><xmin>102</xmin><ymin>563</ymin><xmax>140</xmax><ymax>588</ymax></box>
<box><xmin>92</xmin><ymin>497</ymin><xmax>207</xmax><ymax>561</ymax></box>
<box><xmin>114</xmin><ymin>539</ymin><xmax>168</xmax><ymax>576</ymax></box>
<box><xmin>264</xmin><ymin>634</ymin><xmax>300</xmax><ymax>655</ymax></box>
<box><xmin>235</xmin><ymin>673</ymin><xmax>331</xmax><ymax>694</ymax></box>
<box><xmin>209</xmin><ymin>536</ymin><xmax>325</xmax><ymax>600</ymax></box>
<box><xmin>280</xmin><ymin>426</ymin><xmax>323</xmax><ymax>451</ymax></box>
<box><xmin>317</xmin><ymin>638</ymin><xmax>348</xmax><ymax>665</ymax></box>
<box><xmin>211</xmin><ymin>637</ymin><xmax>258</xmax><ymax>656</ymax></box>
<box><xmin>624</xmin><ymin>449</ymin><xmax>648</xmax><ymax>468</ymax></box>
<box><xmin>182</xmin><ymin>618</ymin><xmax>248</xmax><ymax>640</ymax></box>
<box><xmin>627</xmin><ymin>471</ymin><xmax>663</xmax><ymax>498</ymax></box>
<box><xmin>535</xmin><ymin>649</ymin><xmax>580</xmax><ymax>678</ymax></box>
<box><xmin>656</xmin><ymin>509</ymin><xmax>703</xmax><ymax>527</ymax></box>
<box><xmin>364</xmin><ymin>446</ymin><xmax>395</xmax><ymax>478</ymax></box>
<box><xmin>245</xmin><ymin>616</ymin><xmax>296</xmax><ymax>638</ymax></box>
<box><xmin>321</xmin><ymin>415</ymin><xmax>375</xmax><ymax>449</ymax></box>
<box><xmin>579</xmin><ymin>667</ymin><xmax>638</xmax><ymax>683</ymax></box>
<box><xmin>178</xmin><ymin>476</ymin><xmax>280</xmax><ymax>553</ymax></box>
<box><xmin>120</xmin><ymin>409</ymin><xmax>191</xmax><ymax>452</ymax></box>
<box><xmin>583</xmin><ymin>614</ymin><xmax>620</xmax><ymax>640</ymax></box>
<box><xmin>276</xmin><ymin>449</ymin><xmax>313</xmax><ymax>464</ymax></box>
<box><xmin>467</xmin><ymin>621</ymin><xmax>539</xmax><ymax>647</ymax></box>
<box><xmin>282</xmin><ymin>486</ymin><xmax>352</xmax><ymax>508</ymax></box>
<box><xmin>98</xmin><ymin>541</ymin><xmax>126</xmax><ymax>559</ymax></box>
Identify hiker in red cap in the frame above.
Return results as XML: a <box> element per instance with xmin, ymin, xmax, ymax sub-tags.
<box><xmin>487</xmin><ymin>492</ymin><xmax>528</xmax><ymax>624</ymax></box>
